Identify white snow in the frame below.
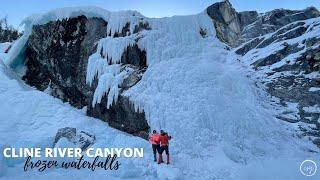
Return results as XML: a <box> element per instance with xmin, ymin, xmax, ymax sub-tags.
<box><xmin>309</xmin><ymin>87</ymin><xmax>320</xmax><ymax>92</ymax></box>
<box><xmin>91</xmin><ymin>64</ymin><xmax>132</xmax><ymax>108</ymax></box>
<box><xmin>4</xmin><ymin>6</ymin><xmax>147</xmax><ymax>68</ymax></box>
<box><xmin>303</xmin><ymin>105</ymin><xmax>320</xmax><ymax>113</ymax></box>
<box><xmin>240</xmin><ymin>17</ymin><xmax>320</xmax><ymax>67</ymax></box>
<box><xmin>97</xmin><ymin>36</ymin><xmax>136</xmax><ymax>65</ymax></box>
<box><xmin>22</xmin><ymin>6</ymin><xmax>145</xmax><ymax>37</ymax></box>
<box><xmin>0</xmin><ymin>59</ymin><xmax>155</xmax><ymax>179</ymax></box>
<box><xmin>86</xmin><ymin>11</ymin><xmax>219</xmax><ymax>107</ymax></box>
<box><xmin>0</xmin><ymin>6</ymin><xmax>319</xmax><ymax>180</ymax></box>
<box><xmin>0</xmin><ymin>42</ymin><xmax>11</xmax><ymax>62</ymax></box>
<box><xmin>138</xmin><ymin>12</ymin><xmax>217</xmax><ymax>66</ymax></box>
<box><xmin>0</xmin><ymin>42</ymin><xmax>11</xmax><ymax>53</ymax></box>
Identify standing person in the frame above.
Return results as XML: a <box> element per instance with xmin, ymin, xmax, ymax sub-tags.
<box><xmin>158</xmin><ymin>130</ymin><xmax>172</xmax><ymax>164</ymax></box>
<box><xmin>149</xmin><ymin>130</ymin><xmax>160</xmax><ymax>162</ymax></box>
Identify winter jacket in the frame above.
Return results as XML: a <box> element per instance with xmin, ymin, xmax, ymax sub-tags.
<box><xmin>160</xmin><ymin>134</ymin><xmax>171</xmax><ymax>146</ymax></box>
<box><xmin>149</xmin><ymin>133</ymin><xmax>160</xmax><ymax>145</ymax></box>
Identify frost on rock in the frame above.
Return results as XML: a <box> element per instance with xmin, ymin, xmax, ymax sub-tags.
<box><xmin>138</xmin><ymin>12</ymin><xmax>219</xmax><ymax>66</ymax></box>
<box><xmin>9</xmin><ymin>6</ymin><xmax>148</xmax><ymax>109</ymax></box>
<box><xmin>5</xmin><ymin>6</ymin><xmax>147</xmax><ymax>68</ymax></box>
<box><xmin>86</xmin><ymin>11</ymin><xmax>224</xmax><ymax>109</ymax></box>
<box><xmin>86</xmin><ymin>36</ymin><xmax>136</xmax><ymax>108</ymax></box>
<box><xmin>98</xmin><ymin>36</ymin><xmax>136</xmax><ymax>64</ymax></box>
<box><xmin>90</xmin><ymin>64</ymin><xmax>133</xmax><ymax>108</ymax></box>
<box><xmin>236</xmin><ymin>15</ymin><xmax>320</xmax><ymax>147</ymax></box>
<box><xmin>22</xmin><ymin>6</ymin><xmax>146</xmax><ymax>37</ymax></box>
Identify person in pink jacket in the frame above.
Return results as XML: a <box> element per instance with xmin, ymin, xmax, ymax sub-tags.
<box><xmin>149</xmin><ymin>130</ymin><xmax>160</xmax><ymax>162</ymax></box>
<box><xmin>158</xmin><ymin>130</ymin><xmax>172</xmax><ymax>164</ymax></box>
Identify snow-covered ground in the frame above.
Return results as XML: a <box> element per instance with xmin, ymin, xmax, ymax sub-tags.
<box><xmin>237</xmin><ymin>17</ymin><xmax>320</xmax><ymax>78</ymax></box>
<box><xmin>0</xmin><ymin>7</ymin><xmax>319</xmax><ymax>180</ymax></box>
<box><xmin>0</xmin><ymin>42</ymin><xmax>11</xmax><ymax>61</ymax></box>
<box><xmin>235</xmin><ymin>16</ymin><xmax>320</xmax><ymax>133</ymax></box>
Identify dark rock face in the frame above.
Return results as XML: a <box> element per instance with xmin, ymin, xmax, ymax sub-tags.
<box><xmin>252</xmin><ymin>43</ymin><xmax>304</xmax><ymax>68</ymax></box>
<box><xmin>235</xmin><ymin>37</ymin><xmax>264</xmax><ymax>55</ymax></box>
<box><xmin>24</xmin><ymin>16</ymin><xmax>106</xmax><ymax>107</ymax></box>
<box><xmin>121</xmin><ymin>45</ymin><xmax>147</xmax><ymax>67</ymax></box>
<box><xmin>86</xmin><ymin>64</ymin><xmax>150</xmax><ymax>139</ymax></box>
<box><xmin>207</xmin><ymin>1</ymin><xmax>319</xmax><ymax>47</ymax></box>
<box><xmin>238</xmin><ymin>11</ymin><xmax>258</xmax><ymax>28</ymax></box>
<box><xmin>241</xmin><ymin>7</ymin><xmax>320</xmax><ymax>41</ymax></box>
<box><xmin>206</xmin><ymin>0</ymin><xmax>241</xmax><ymax>47</ymax></box>
<box><xmin>256</xmin><ymin>24</ymin><xmax>307</xmax><ymax>49</ymax></box>
<box><xmin>23</xmin><ymin>16</ymin><xmax>150</xmax><ymax>138</ymax></box>
<box><xmin>88</xmin><ymin>95</ymin><xmax>149</xmax><ymax>139</ymax></box>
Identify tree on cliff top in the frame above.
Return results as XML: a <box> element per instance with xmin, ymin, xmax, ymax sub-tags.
<box><xmin>0</xmin><ymin>16</ymin><xmax>21</xmax><ymax>43</ymax></box>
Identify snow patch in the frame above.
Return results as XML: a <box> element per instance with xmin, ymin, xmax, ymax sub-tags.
<box><xmin>309</xmin><ymin>87</ymin><xmax>320</xmax><ymax>92</ymax></box>
<box><xmin>303</xmin><ymin>105</ymin><xmax>320</xmax><ymax>113</ymax></box>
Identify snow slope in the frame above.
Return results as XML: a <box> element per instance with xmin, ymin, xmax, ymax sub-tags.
<box><xmin>0</xmin><ymin>42</ymin><xmax>11</xmax><ymax>61</ymax></box>
<box><xmin>235</xmin><ymin>17</ymin><xmax>320</xmax><ymax>137</ymax></box>
<box><xmin>239</xmin><ymin>17</ymin><xmax>320</xmax><ymax>68</ymax></box>
<box><xmin>0</xmin><ymin>6</ymin><xmax>319</xmax><ymax>180</ymax></box>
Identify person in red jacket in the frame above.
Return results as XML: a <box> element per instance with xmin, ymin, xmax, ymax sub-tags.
<box><xmin>158</xmin><ymin>130</ymin><xmax>172</xmax><ymax>164</ymax></box>
<box><xmin>149</xmin><ymin>130</ymin><xmax>160</xmax><ymax>162</ymax></box>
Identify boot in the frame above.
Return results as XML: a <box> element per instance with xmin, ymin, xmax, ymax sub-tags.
<box><xmin>166</xmin><ymin>154</ymin><xmax>170</xmax><ymax>164</ymax></box>
<box><xmin>157</xmin><ymin>154</ymin><xmax>163</xmax><ymax>164</ymax></box>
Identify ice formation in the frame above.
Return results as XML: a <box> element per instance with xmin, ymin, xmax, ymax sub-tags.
<box><xmin>86</xmin><ymin>10</ymin><xmax>220</xmax><ymax>108</ymax></box>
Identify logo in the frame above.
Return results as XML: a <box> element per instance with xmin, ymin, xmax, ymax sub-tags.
<box><xmin>300</xmin><ymin>160</ymin><xmax>317</xmax><ymax>176</ymax></box>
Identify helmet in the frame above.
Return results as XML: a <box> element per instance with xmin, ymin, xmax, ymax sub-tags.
<box><xmin>153</xmin><ymin>130</ymin><xmax>157</xmax><ymax>133</ymax></box>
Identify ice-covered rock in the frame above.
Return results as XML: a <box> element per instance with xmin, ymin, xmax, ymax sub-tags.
<box><xmin>240</xmin><ymin>7</ymin><xmax>320</xmax><ymax>42</ymax></box>
<box><xmin>236</xmin><ymin>14</ymin><xmax>320</xmax><ymax>147</ymax></box>
<box><xmin>22</xmin><ymin>15</ymin><xmax>150</xmax><ymax>137</ymax></box>
<box><xmin>53</xmin><ymin>127</ymin><xmax>96</xmax><ymax>151</ymax></box>
<box><xmin>206</xmin><ymin>1</ymin><xmax>319</xmax><ymax>47</ymax></box>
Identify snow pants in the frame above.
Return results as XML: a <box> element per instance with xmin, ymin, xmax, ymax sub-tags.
<box><xmin>152</xmin><ymin>144</ymin><xmax>161</xmax><ymax>160</ymax></box>
<box><xmin>160</xmin><ymin>145</ymin><xmax>169</xmax><ymax>155</ymax></box>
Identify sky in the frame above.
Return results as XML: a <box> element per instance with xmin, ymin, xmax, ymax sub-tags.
<box><xmin>0</xmin><ymin>0</ymin><xmax>319</xmax><ymax>28</ymax></box>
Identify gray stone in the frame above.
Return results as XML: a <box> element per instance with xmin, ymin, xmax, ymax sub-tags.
<box><xmin>238</xmin><ymin>11</ymin><xmax>258</xmax><ymax>28</ymax></box>
<box><xmin>252</xmin><ymin>43</ymin><xmax>303</xmax><ymax>68</ymax></box>
<box><xmin>206</xmin><ymin>0</ymin><xmax>241</xmax><ymax>47</ymax></box>
<box><xmin>241</xmin><ymin>7</ymin><xmax>319</xmax><ymax>41</ymax></box>
<box><xmin>235</xmin><ymin>37</ymin><xmax>264</xmax><ymax>55</ymax></box>
<box><xmin>53</xmin><ymin>127</ymin><xmax>96</xmax><ymax>151</ymax></box>
<box><xmin>54</xmin><ymin>127</ymin><xmax>77</xmax><ymax>145</ymax></box>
